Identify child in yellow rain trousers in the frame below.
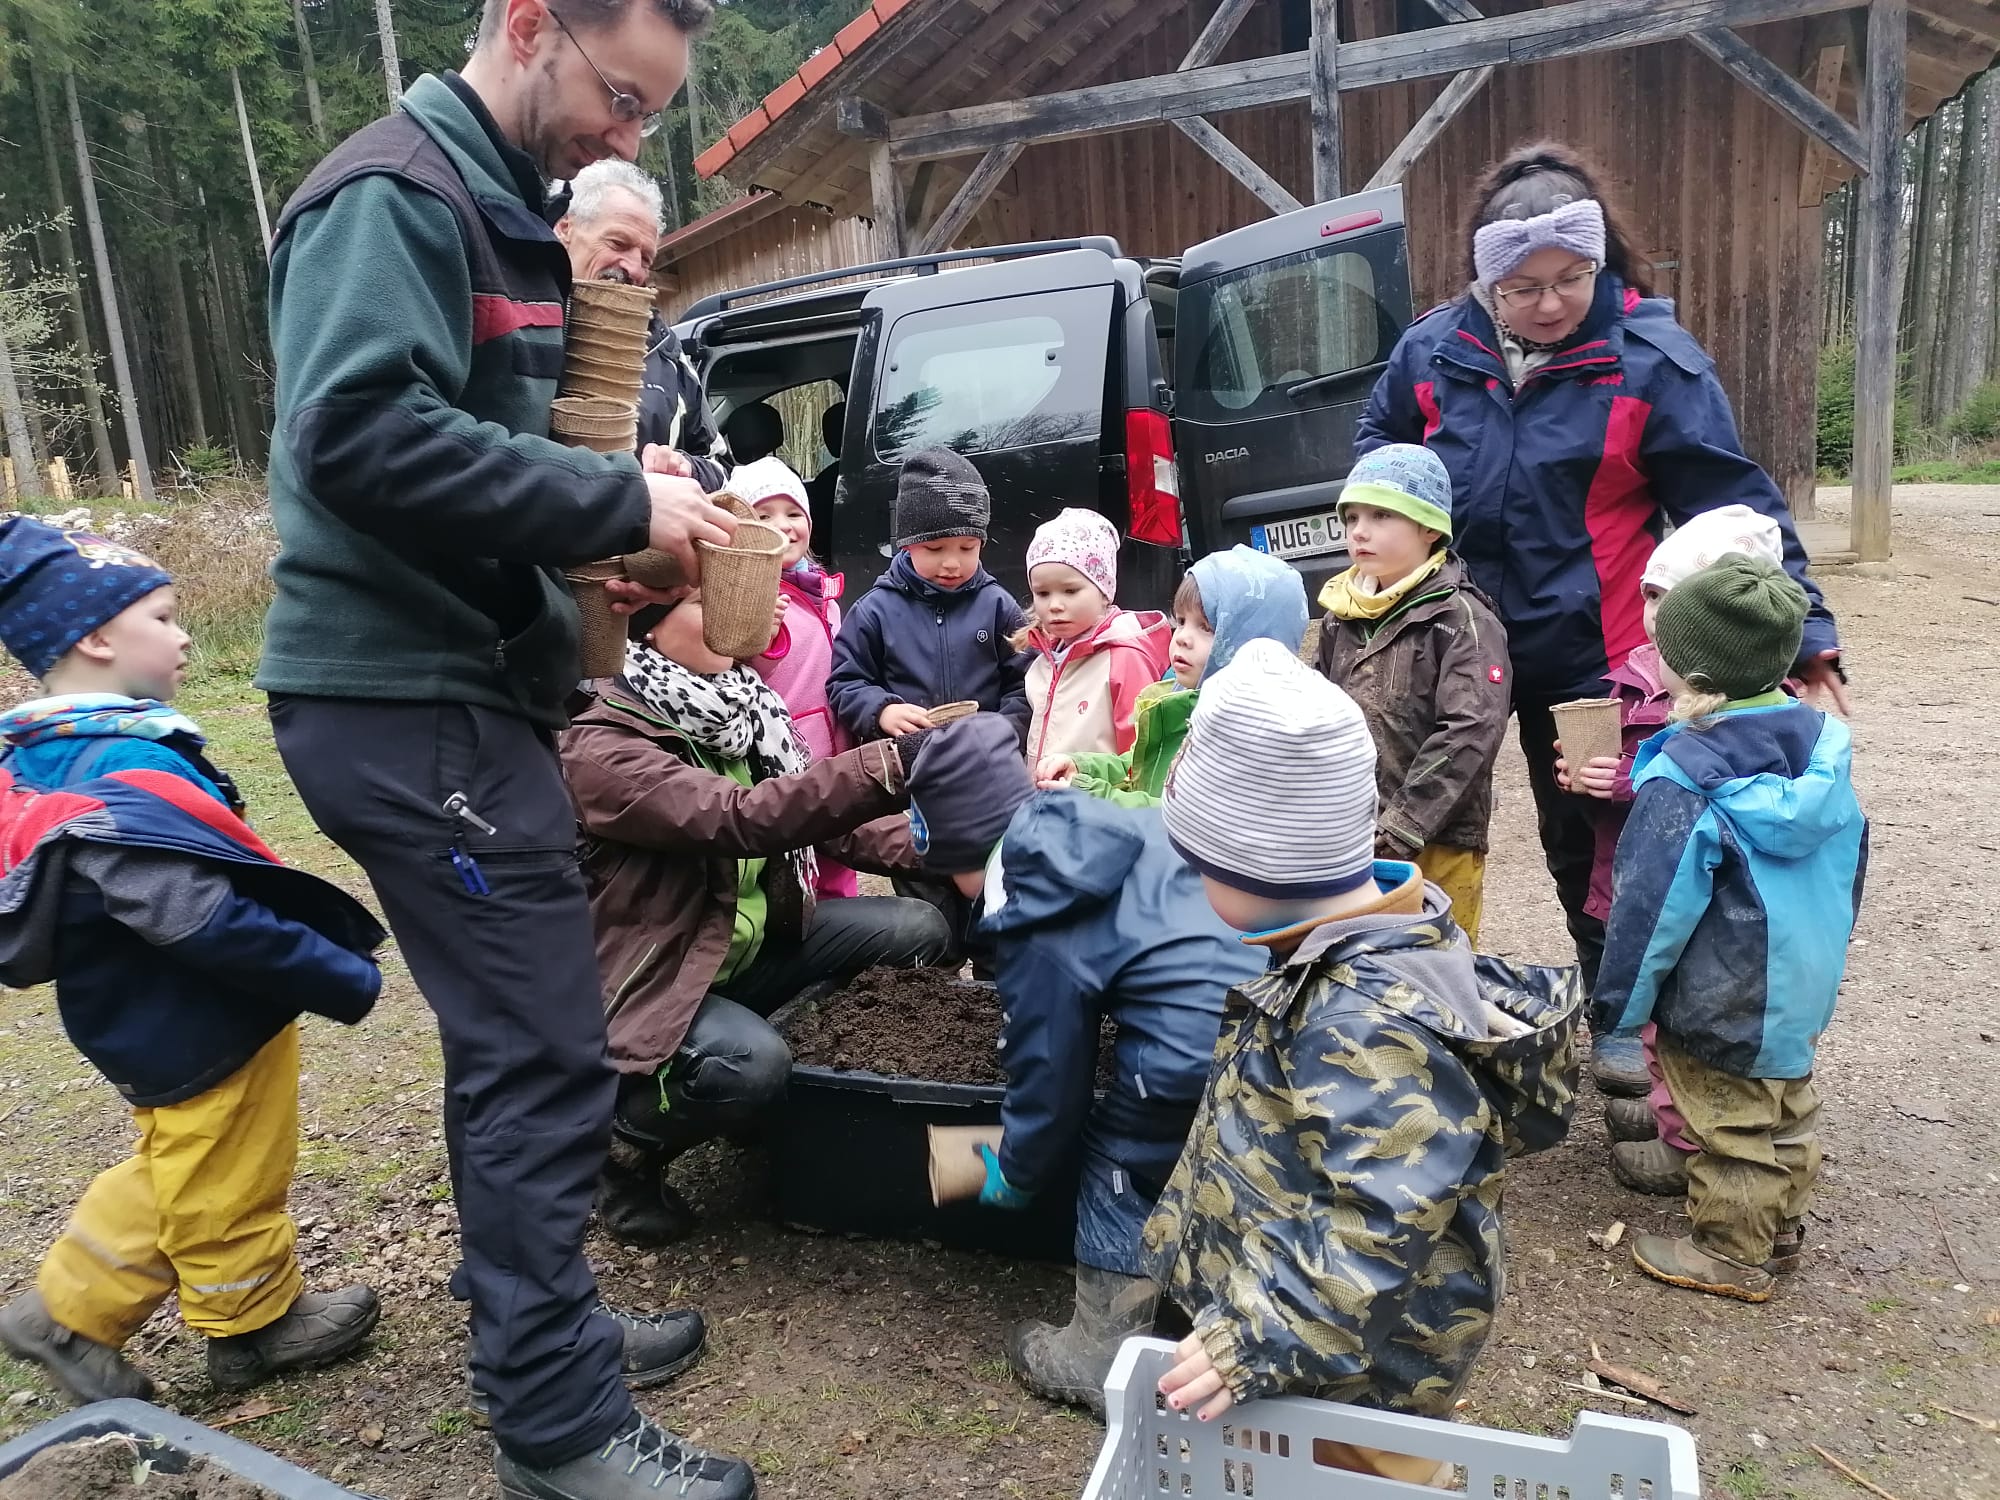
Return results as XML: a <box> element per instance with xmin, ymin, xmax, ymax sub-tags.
<box><xmin>0</xmin><ymin>516</ymin><xmax>384</xmax><ymax>1404</ymax></box>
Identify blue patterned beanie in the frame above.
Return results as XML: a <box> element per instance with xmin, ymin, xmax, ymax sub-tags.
<box><xmin>0</xmin><ymin>515</ymin><xmax>175</xmax><ymax>678</ymax></box>
<box><xmin>1340</xmin><ymin>443</ymin><xmax>1454</xmax><ymax>539</ymax></box>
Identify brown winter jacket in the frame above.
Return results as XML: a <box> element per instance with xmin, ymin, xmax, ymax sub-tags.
<box><xmin>559</xmin><ymin>682</ymin><xmax>918</xmax><ymax>1072</ymax></box>
<box><xmin>1313</xmin><ymin>556</ymin><xmax>1511</xmax><ymax>855</ymax></box>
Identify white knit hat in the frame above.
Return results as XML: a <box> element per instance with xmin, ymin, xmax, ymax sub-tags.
<box><xmin>1026</xmin><ymin>507</ymin><xmax>1119</xmax><ymax>602</ymax></box>
<box><xmin>730</xmin><ymin>455</ymin><xmax>811</xmax><ymax>516</ymax></box>
<box><xmin>1162</xmin><ymin>638</ymin><xmax>1378</xmax><ymax>899</ymax></box>
<box><xmin>1641</xmin><ymin>504</ymin><xmax>1784</xmax><ymax>593</ymax></box>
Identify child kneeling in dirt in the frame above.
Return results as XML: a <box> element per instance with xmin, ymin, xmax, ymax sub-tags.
<box><xmin>0</xmin><ymin>516</ymin><xmax>385</xmax><ymax>1404</ymax></box>
<box><xmin>1595</xmin><ymin>558</ymin><xmax>1866</xmax><ymax>1301</ymax></box>
<box><xmin>1146</xmin><ymin>640</ymin><xmax>1580</xmax><ymax>1480</ymax></box>
<box><xmin>903</xmin><ymin>714</ymin><xmax>1264</xmax><ymax>1416</ymax></box>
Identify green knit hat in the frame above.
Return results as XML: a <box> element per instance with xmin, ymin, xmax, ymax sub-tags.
<box><xmin>1654</xmin><ymin>556</ymin><xmax>1808</xmax><ymax>700</ymax></box>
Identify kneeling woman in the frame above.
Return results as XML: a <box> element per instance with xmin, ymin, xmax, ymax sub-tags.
<box><xmin>560</xmin><ymin>593</ymin><xmax>951</xmax><ymax>1244</ymax></box>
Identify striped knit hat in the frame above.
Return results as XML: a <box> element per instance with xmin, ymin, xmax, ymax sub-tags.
<box><xmin>1162</xmin><ymin>638</ymin><xmax>1378</xmax><ymax>899</ymax></box>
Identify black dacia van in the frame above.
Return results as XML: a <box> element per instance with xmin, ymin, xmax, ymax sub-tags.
<box><xmin>675</xmin><ymin>185</ymin><xmax>1412</xmax><ymax>608</ymax></box>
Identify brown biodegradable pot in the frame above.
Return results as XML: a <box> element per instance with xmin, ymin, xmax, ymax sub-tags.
<box><xmin>564</xmin><ymin>560</ymin><xmax>628</xmax><ymax>679</ymax></box>
<box><xmin>927</xmin><ymin>1124</ymin><xmax>1003</xmax><ymax>1206</ymax></box>
<box><xmin>551</xmin><ymin>396</ymin><xmax>638</xmax><ymax>455</ymax></box>
<box><xmin>570</xmin><ymin>279</ymin><xmax>658</xmax><ymax>320</ymax></box>
<box><xmin>695</xmin><ymin>517</ymin><xmax>786</xmax><ymax>659</ymax></box>
<box><xmin>1549</xmin><ymin>696</ymin><xmax>1625</xmax><ymax>786</ymax></box>
<box><xmin>566</xmin><ymin>329</ymin><xmax>649</xmax><ymax>366</ymax></box>
<box><xmin>926</xmin><ymin>701</ymin><xmax>980</xmax><ymax>725</ymax></box>
<box><xmin>561</xmin><ymin>368</ymin><xmax>645</xmax><ymax>406</ymax></box>
<box><xmin>623</xmin><ymin>490</ymin><xmax>756</xmax><ymax>591</ymax></box>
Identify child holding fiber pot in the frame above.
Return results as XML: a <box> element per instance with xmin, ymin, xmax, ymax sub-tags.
<box><xmin>903</xmin><ymin>714</ymin><xmax>1263</xmax><ymax>1418</ymax></box>
<box><xmin>559</xmin><ymin>592</ymin><xmax>953</xmax><ymax>1246</ymax></box>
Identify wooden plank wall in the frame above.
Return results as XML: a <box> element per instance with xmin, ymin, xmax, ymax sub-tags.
<box><xmin>660</xmin><ymin>205</ymin><xmax>880</xmax><ymax>321</ymax></box>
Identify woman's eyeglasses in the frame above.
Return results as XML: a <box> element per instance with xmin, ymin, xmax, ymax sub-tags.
<box><xmin>1494</xmin><ymin>263</ymin><xmax>1599</xmax><ymax>310</ymax></box>
<box><xmin>549</xmin><ymin>8</ymin><xmax>663</xmax><ymax>138</ymax></box>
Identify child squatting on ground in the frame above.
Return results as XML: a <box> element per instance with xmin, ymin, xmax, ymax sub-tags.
<box><xmin>1554</xmin><ymin>504</ymin><xmax>1789</xmax><ymax>1196</ymax></box>
<box><xmin>1036</xmin><ymin>545</ymin><xmax>1307</xmax><ymax>806</ymax></box>
<box><xmin>1593</xmin><ymin>557</ymin><xmax>1867</xmax><ymax>1302</ymax></box>
<box><xmin>0</xmin><ymin>516</ymin><xmax>386</xmax><ymax>1405</ymax></box>
<box><xmin>1314</xmin><ymin>443</ymin><xmax>1510</xmax><ymax>947</ymax></box>
<box><xmin>1144</xmin><ymin>640</ymin><xmax>1582</xmax><ymax>1482</ymax></box>
<box><xmin>1017</xmin><ymin>508</ymin><xmax>1170</xmax><ymax>766</ymax></box>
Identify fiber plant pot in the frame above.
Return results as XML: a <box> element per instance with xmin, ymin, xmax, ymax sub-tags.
<box><xmin>550</xmin><ymin>396</ymin><xmax>637</xmax><ymax>455</ymax></box>
<box><xmin>560</xmin><ymin>351</ymin><xmax>644</xmax><ymax>405</ymax></box>
<box><xmin>696</xmin><ymin>517</ymin><xmax>786</xmax><ymax>659</ymax></box>
<box><xmin>564</xmin><ymin>558</ymin><xmax>628</xmax><ymax>679</ymax></box>
<box><xmin>565</xmin><ymin>328</ymin><xmax>650</xmax><ymax>369</ymax></box>
<box><xmin>624</xmin><ymin>489</ymin><xmax>757</xmax><ymax>592</ymax></box>
<box><xmin>1549</xmin><ymin>696</ymin><xmax>1624</xmax><ymax>787</ymax></box>
<box><xmin>570</xmin><ymin>278</ymin><xmax>657</xmax><ymax>324</ymax></box>
<box><xmin>926</xmin><ymin>701</ymin><xmax>980</xmax><ymax>725</ymax></box>
<box><xmin>927</xmin><ymin>1123</ymin><xmax>1003</xmax><ymax>1205</ymax></box>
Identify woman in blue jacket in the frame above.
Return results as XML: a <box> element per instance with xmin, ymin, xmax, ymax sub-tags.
<box><xmin>1356</xmin><ymin>142</ymin><xmax>1846</xmax><ymax>1074</ymax></box>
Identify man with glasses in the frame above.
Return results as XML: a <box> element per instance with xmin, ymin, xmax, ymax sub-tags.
<box><xmin>261</xmin><ymin>2</ymin><xmax>753</xmax><ymax>1496</ymax></box>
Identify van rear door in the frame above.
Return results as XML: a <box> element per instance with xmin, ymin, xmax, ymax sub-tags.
<box><xmin>1174</xmin><ymin>187</ymin><xmax>1412</xmax><ymax>599</ymax></box>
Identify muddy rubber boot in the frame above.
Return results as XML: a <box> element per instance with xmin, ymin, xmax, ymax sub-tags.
<box><xmin>1610</xmin><ymin>1138</ymin><xmax>1690</xmax><ymax>1196</ymax></box>
<box><xmin>467</xmin><ymin>1302</ymin><xmax>706</xmax><ymax>1421</ymax></box>
<box><xmin>1603</xmin><ymin>1098</ymin><xmax>1659</xmax><ymax>1143</ymax></box>
<box><xmin>206</xmin><ymin>1285</ymin><xmax>380</xmax><ymax>1392</ymax></box>
<box><xmin>1631</xmin><ymin>1233</ymin><xmax>1774</xmax><ymax>1303</ymax></box>
<box><xmin>494</xmin><ymin>1412</ymin><xmax>756</xmax><ymax>1500</ymax></box>
<box><xmin>1005</xmin><ymin>1266</ymin><xmax>1159</xmax><ymax>1419</ymax></box>
<box><xmin>1589</xmin><ymin>1032</ymin><xmax>1651</xmax><ymax>1099</ymax></box>
<box><xmin>1765</xmin><ymin>1217</ymin><xmax>1807</xmax><ymax>1276</ymax></box>
<box><xmin>597</xmin><ymin>1140</ymin><xmax>698</xmax><ymax>1247</ymax></box>
<box><xmin>0</xmin><ymin>1289</ymin><xmax>156</xmax><ymax>1405</ymax></box>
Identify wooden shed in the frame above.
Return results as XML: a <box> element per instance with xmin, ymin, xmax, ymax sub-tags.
<box><xmin>667</xmin><ymin>0</ymin><xmax>2000</xmax><ymax>558</ymax></box>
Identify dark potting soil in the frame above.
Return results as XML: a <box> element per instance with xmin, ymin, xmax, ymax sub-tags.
<box><xmin>783</xmin><ymin>966</ymin><xmax>1116</xmax><ymax>1089</ymax></box>
<box><xmin>0</xmin><ymin>1438</ymin><xmax>275</xmax><ymax>1500</ymax></box>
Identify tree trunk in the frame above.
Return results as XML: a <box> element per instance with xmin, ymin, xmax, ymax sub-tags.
<box><xmin>63</xmin><ymin>70</ymin><xmax>154</xmax><ymax>505</ymax></box>
<box><xmin>128</xmin><ymin>117</ymin><xmax>209</xmax><ymax>448</ymax></box>
<box><xmin>291</xmin><ymin>0</ymin><xmax>327</xmax><ymax>142</ymax></box>
<box><xmin>1957</xmin><ymin>74</ymin><xmax>1997</xmax><ymax>403</ymax></box>
<box><xmin>375</xmin><ymin>0</ymin><xmax>404</xmax><ymax>106</ymax></box>
<box><xmin>231</xmin><ymin>67</ymin><xmax>274</xmax><ymax>257</ymax></box>
<box><xmin>0</xmin><ymin>322</ymin><xmax>46</xmax><ymax>500</ymax></box>
<box><xmin>195</xmin><ymin>186</ymin><xmax>259</xmax><ymax>461</ymax></box>
<box><xmin>30</xmin><ymin>60</ymin><xmax>117</xmax><ymax>483</ymax></box>
<box><xmin>1905</xmin><ymin>114</ymin><xmax>1943</xmax><ymax>421</ymax></box>
<box><xmin>151</xmin><ymin>132</ymin><xmax>217</xmax><ymax>448</ymax></box>
<box><xmin>1939</xmin><ymin>92</ymin><xmax>1981</xmax><ymax>414</ymax></box>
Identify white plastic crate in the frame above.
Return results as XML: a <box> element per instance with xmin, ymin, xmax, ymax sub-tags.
<box><xmin>1081</xmin><ymin>1339</ymin><xmax>1700</xmax><ymax>1500</ymax></box>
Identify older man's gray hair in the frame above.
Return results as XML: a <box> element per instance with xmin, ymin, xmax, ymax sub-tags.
<box><xmin>566</xmin><ymin>160</ymin><xmax>665</xmax><ymax>232</ymax></box>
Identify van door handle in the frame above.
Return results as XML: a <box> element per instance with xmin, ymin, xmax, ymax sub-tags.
<box><xmin>1286</xmin><ymin>360</ymin><xmax>1389</xmax><ymax>399</ymax></box>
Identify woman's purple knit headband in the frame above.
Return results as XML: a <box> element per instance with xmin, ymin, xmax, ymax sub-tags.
<box><xmin>1472</xmin><ymin>198</ymin><xmax>1607</xmax><ymax>286</ymax></box>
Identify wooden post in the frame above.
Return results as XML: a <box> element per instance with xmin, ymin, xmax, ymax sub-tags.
<box><xmin>231</xmin><ymin>67</ymin><xmax>274</xmax><ymax>258</ymax></box>
<box><xmin>1173</xmin><ymin>117</ymin><xmax>1305</xmax><ymax>215</ymax></box>
<box><xmin>3</xmin><ymin>457</ymin><xmax>15</xmax><ymax>503</ymax></box>
<box><xmin>869</xmin><ymin>141</ymin><xmax>907</xmax><ymax>259</ymax></box>
<box><xmin>291</xmin><ymin>0</ymin><xmax>327</xmax><ymax>141</ymax></box>
<box><xmin>1310</xmin><ymin>0</ymin><xmax>1342</xmax><ymax>201</ymax></box>
<box><xmin>916</xmin><ymin>144</ymin><xmax>1022</xmax><ymax>254</ymax></box>
<box><xmin>1851</xmin><ymin>0</ymin><xmax>1904</xmax><ymax>563</ymax></box>
<box><xmin>125</xmin><ymin>460</ymin><xmax>140</xmax><ymax>500</ymax></box>
<box><xmin>375</xmin><ymin>0</ymin><xmax>404</xmax><ymax>106</ymax></box>
<box><xmin>49</xmin><ymin>458</ymin><xmax>73</xmax><ymax>504</ymax></box>
<box><xmin>1366</xmin><ymin>66</ymin><xmax>1495</xmax><ymax>190</ymax></box>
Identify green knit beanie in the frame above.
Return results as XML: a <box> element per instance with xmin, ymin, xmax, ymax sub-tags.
<box><xmin>1654</xmin><ymin>556</ymin><xmax>1808</xmax><ymax>700</ymax></box>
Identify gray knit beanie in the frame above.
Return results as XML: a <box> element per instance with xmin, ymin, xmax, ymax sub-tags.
<box><xmin>1162</xmin><ymin>639</ymin><xmax>1378</xmax><ymax>899</ymax></box>
<box><xmin>1654</xmin><ymin>556</ymin><xmax>1808</xmax><ymax>701</ymax></box>
<box><xmin>894</xmin><ymin>448</ymin><xmax>991</xmax><ymax>546</ymax></box>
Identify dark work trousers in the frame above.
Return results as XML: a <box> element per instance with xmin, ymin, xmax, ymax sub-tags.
<box><xmin>616</xmin><ymin>895</ymin><xmax>951</xmax><ymax>1155</ymax></box>
<box><xmin>1516</xmin><ymin>701</ymin><xmax>1605</xmax><ymax>993</ymax></box>
<box><xmin>267</xmin><ymin>697</ymin><xmax>630</xmax><ymax>1469</ymax></box>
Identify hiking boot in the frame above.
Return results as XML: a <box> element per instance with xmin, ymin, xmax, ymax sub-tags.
<box><xmin>1631</xmin><ymin>1233</ymin><xmax>1774</xmax><ymax>1303</ymax></box>
<box><xmin>206</xmin><ymin>1285</ymin><xmax>380</xmax><ymax>1392</ymax></box>
<box><xmin>467</xmin><ymin>1302</ymin><xmax>706</xmax><ymax>1421</ymax></box>
<box><xmin>1765</xmin><ymin>1217</ymin><xmax>1808</xmax><ymax>1276</ymax></box>
<box><xmin>1610</xmin><ymin>1138</ymin><xmax>1690</xmax><ymax>1197</ymax></box>
<box><xmin>1005</xmin><ymin>1266</ymin><xmax>1159</xmax><ymax>1419</ymax></box>
<box><xmin>597</xmin><ymin>1145</ymin><xmax>698</xmax><ymax>1247</ymax></box>
<box><xmin>1603</xmin><ymin>1097</ymin><xmax>1659</xmax><ymax>1143</ymax></box>
<box><xmin>0</xmin><ymin>1289</ymin><xmax>156</xmax><ymax>1405</ymax></box>
<box><xmin>494</xmin><ymin>1412</ymin><xmax>755</xmax><ymax>1500</ymax></box>
<box><xmin>1589</xmin><ymin>1032</ymin><xmax>1651</xmax><ymax>1099</ymax></box>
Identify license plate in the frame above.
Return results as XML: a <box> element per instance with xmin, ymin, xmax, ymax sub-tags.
<box><xmin>1251</xmin><ymin>509</ymin><xmax>1346</xmax><ymax>560</ymax></box>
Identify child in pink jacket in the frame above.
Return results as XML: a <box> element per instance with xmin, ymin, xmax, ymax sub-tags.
<box><xmin>1018</xmin><ymin>509</ymin><xmax>1170</xmax><ymax>766</ymax></box>
<box><xmin>738</xmin><ymin>455</ymin><xmax>858</xmax><ymax>899</ymax></box>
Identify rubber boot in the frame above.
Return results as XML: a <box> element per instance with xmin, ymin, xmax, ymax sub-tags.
<box><xmin>1631</xmin><ymin>1233</ymin><xmax>1774</xmax><ymax>1303</ymax></box>
<box><xmin>1005</xmin><ymin>1265</ymin><xmax>1159</xmax><ymax>1419</ymax></box>
<box><xmin>1603</xmin><ymin>1098</ymin><xmax>1658</xmax><ymax>1143</ymax></box>
<box><xmin>0</xmin><ymin>1290</ymin><xmax>156</xmax><ymax>1405</ymax></box>
<box><xmin>494</xmin><ymin>1412</ymin><xmax>756</xmax><ymax>1500</ymax></box>
<box><xmin>597</xmin><ymin>1138</ymin><xmax>698</xmax><ymax>1247</ymax></box>
<box><xmin>1589</xmin><ymin>1032</ymin><xmax>1651</xmax><ymax>1099</ymax></box>
<box><xmin>206</xmin><ymin>1285</ymin><xmax>380</xmax><ymax>1392</ymax></box>
<box><xmin>1610</xmin><ymin>1138</ymin><xmax>1690</xmax><ymax>1196</ymax></box>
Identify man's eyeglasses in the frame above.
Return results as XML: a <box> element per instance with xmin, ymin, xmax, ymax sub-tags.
<box><xmin>1493</xmin><ymin>262</ymin><xmax>1599</xmax><ymax>310</ymax></box>
<box><xmin>549</xmin><ymin>8</ymin><xmax>662</xmax><ymax>138</ymax></box>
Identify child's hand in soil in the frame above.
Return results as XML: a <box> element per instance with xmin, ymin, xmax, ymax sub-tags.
<box><xmin>879</xmin><ymin>703</ymin><xmax>934</xmax><ymax>737</ymax></box>
<box><xmin>1159</xmin><ymin>1334</ymin><xmax>1235</xmax><ymax>1421</ymax></box>
<box><xmin>1036</xmin><ymin>754</ymin><xmax>1077</xmax><ymax>788</ymax></box>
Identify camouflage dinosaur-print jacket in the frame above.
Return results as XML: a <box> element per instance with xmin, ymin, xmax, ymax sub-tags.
<box><xmin>1142</xmin><ymin>887</ymin><xmax>1582</xmax><ymax>1412</ymax></box>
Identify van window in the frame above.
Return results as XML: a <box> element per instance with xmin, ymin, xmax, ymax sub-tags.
<box><xmin>1179</xmin><ymin>234</ymin><xmax>1405</xmax><ymax>424</ymax></box>
<box><xmin>872</xmin><ymin>288</ymin><xmax>1111</xmax><ymax>463</ymax></box>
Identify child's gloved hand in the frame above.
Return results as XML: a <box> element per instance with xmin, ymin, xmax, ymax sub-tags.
<box><xmin>977</xmin><ymin>1144</ymin><xmax>1030</xmax><ymax>1209</ymax></box>
<box><xmin>894</xmin><ymin>728</ymin><xmax>936</xmax><ymax>779</ymax></box>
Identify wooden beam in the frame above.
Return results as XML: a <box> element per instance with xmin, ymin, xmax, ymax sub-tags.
<box><xmin>972</xmin><ymin>0</ymin><xmax>1118</xmax><ymax>105</ymax></box>
<box><xmin>905</xmin><ymin>0</ymin><xmax>1065</xmax><ymax>114</ymax></box>
<box><xmin>915</xmin><ymin>143</ymin><xmax>1023</xmax><ymax>253</ymax></box>
<box><xmin>1416</xmin><ymin>0</ymin><xmax>1484</xmax><ymax>20</ymax></box>
<box><xmin>1182</xmin><ymin>0</ymin><xmax>1263</xmax><ymax>71</ymax></box>
<box><xmin>886</xmin><ymin>0</ymin><xmax>1860</xmax><ymax>162</ymax></box>
<box><xmin>1366</xmin><ymin>65</ymin><xmax>1496</xmax><ymax>189</ymax></box>
<box><xmin>1912</xmin><ymin>0</ymin><xmax>2000</xmax><ymax>43</ymax></box>
<box><xmin>869</xmin><ymin>140</ymin><xmax>907</xmax><ymax>259</ymax></box>
<box><xmin>1852</xmin><ymin>0</ymin><xmax>1904</xmax><ymax>563</ymax></box>
<box><xmin>1799</xmin><ymin>37</ymin><xmax>1850</xmax><ymax>206</ymax></box>
<box><xmin>1688</xmin><ymin>28</ymin><xmax>1866</xmax><ymax>167</ymax></box>
<box><xmin>904</xmin><ymin>160</ymin><xmax>937</xmax><ymax>232</ymax></box>
<box><xmin>1172</xmin><ymin>116</ymin><xmax>1306</xmax><ymax>214</ymax></box>
<box><xmin>836</xmin><ymin>95</ymin><xmax>891</xmax><ymax>139</ymax></box>
<box><xmin>1311</xmin><ymin>0</ymin><xmax>1342</xmax><ymax>199</ymax></box>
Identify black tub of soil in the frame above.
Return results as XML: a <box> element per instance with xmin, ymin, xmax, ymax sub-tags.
<box><xmin>771</xmin><ymin>967</ymin><xmax>1105</xmax><ymax>1261</ymax></box>
<box><xmin>0</xmin><ymin>1399</ymin><xmax>368</xmax><ymax>1499</ymax></box>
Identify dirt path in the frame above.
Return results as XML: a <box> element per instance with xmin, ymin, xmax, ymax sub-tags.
<box><xmin>0</xmin><ymin>487</ymin><xmax>1995</xmax><ymax>1499</ymax></box>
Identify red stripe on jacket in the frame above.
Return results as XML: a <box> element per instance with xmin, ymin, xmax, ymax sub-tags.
<box><xmin>1414</xmin><ymin>380</ymin><xmax>1443</xmax><ymax>441</ymax></box>
<box><xmin>1583</xmin><ymin>396</ymin><xmax>1655</xmax><ymax>675</ymax></box>
<box><xmin>106</xmin><ymin>769</ymin><xmax>283</xmax><ymax>864</ymax></box>
<box><xmin>471</xmin><ymin>294</ymin><xmax>564</xmax><ymax>346</ymax></box>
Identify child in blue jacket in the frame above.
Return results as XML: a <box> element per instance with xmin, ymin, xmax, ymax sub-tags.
<box><xmin>1595</xmin><ymin>557</ymin><xmax>1867</xmax><ymax>1301</ymax></box>
<box><xmin>0</xmin><ymin>516</ymin><xmax>384</xmax><ymax>1403</ymax></box>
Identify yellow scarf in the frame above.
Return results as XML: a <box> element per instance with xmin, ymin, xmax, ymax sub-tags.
<box><xmin>1317</xmin><ymin>552</ymin><xmax>1449</xmax><ymax>622</ymax></box>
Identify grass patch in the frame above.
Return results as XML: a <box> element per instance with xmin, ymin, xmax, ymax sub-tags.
<box><xmin>1890</xmin><ymin>458</ymin><xmax>2000</xmax><ymax>484</ymax></box>
<box><xmin>1721</xmin><ymin>1459</ymin><xmax>1770</xmax><ymax>1500</ymax></box>
<box><xmin>1865</xmin><ymin>1297</ymin><xmax>1899</xmax><ymax>1315</ymax></box>
<box><xmin>430</xmin><ymin>1408</ymin><xmax>471</xmax><ymax>1437</ymax></box>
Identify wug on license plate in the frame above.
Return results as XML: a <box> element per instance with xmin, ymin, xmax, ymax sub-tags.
<box><xmin>1251</xmin><ymin>509</ymin><xmax>1345</xmax><ymax>560</ymax></box>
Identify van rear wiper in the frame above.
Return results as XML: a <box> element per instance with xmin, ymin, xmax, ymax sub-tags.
<box><xmin>1286</xmin><ymin>360</ymin><xmax>1388</xmax><ymax>399</ymax></box>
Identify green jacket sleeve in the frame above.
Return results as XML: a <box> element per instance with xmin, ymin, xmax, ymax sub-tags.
<box><xmin>272</xmin><ymin>175</ymin><xmax>649</xmax><ymax>567</ymax></box>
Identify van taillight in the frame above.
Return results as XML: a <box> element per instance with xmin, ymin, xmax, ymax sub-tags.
<box><xmin>1124</xmin><ymin>409</ymin><xmax>1182</xmax><ymax>547</ymax></box>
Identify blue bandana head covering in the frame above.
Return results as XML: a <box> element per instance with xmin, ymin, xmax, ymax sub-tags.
<box><xmin>0</xmin><ymin>515</ymin><xmax>174</xmax><ymax>678</ymax></box>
